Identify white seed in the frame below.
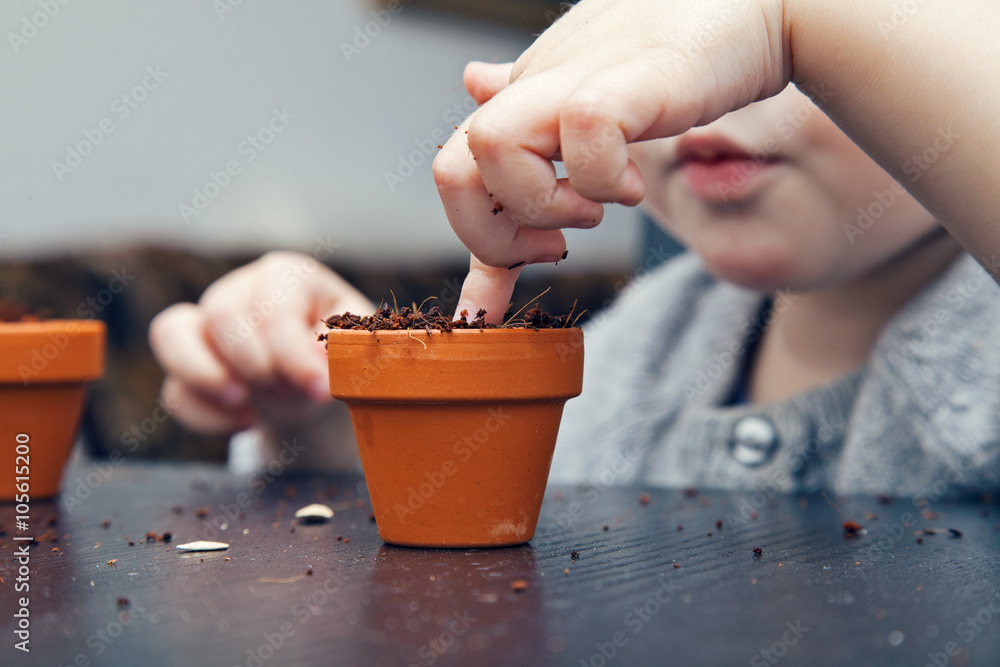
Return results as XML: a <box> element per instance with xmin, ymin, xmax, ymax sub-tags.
<box><xmin>175</xmin><ymin>541</ymin><xmax>230</xmax><ymax>552</ymax></box>
<box><xmin>294</xmin><ymin>503</ymin><xmax>334</xmax><ymax>522</ymax></box>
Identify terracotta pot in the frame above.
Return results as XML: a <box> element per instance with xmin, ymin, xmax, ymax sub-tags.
<box><xmin>328</xmin><ymin>328</ymin><xmax>583</xmax><ymax>548</ymax></box>
<box><xmin>0</xmin><ymin>320</ymin><xmax>106</xmax><ymax>500</ymax></box>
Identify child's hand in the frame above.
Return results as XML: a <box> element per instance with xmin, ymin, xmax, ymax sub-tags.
<box><xmin>435</xmin><ymin>0</ymin><xmax>789</xmax><ymax>321</ymax></box>
<box><xmin>149</xmin><ymin>251</ymin><xmax>374</xmax><ymax>435</ymax></box>
<box><xmin>439</xmin><ymin>0</ymin><xmax>1000</xmax><ymax>314</ymax></box>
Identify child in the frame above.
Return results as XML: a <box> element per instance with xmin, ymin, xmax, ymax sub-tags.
<box><xmin>150</xmin><ymin>0</ymin><xmax>1000</xmax><ymax>497</ymax></box>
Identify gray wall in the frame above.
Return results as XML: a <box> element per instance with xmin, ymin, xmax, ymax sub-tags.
<box><xmin>1</xmin><ymin>0</ymin><xmax>638</xmax><ymax>268</ymax></box>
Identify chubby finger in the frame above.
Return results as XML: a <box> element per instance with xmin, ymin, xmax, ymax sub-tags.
<box><xmin>260</xmin><ymin>313</ymin><xmax>330</xmax><ymax>403</ymax></box>
<box><xmin>455</xmin><ymin>256</ymin><xmax>520</xmax><ymax>325</ymax></box>
<box><xmin>465</xmin><ymin>68</ymin><xmax>606</xmax><ymax>231</ymax></box>
<box><xmin>464</xmin><ymin>61</ymin><xmax>515</xmax><ymax>105</ymax></box>
<box><xmin>199</xmin><ymin>280</ymin><xmax>278</xmax><ymax>387</ymax></box>
<box><xmin>560</xmin><ymin>58</ymin><xmax>735</xmax><ymax>204</ymax></box>
<box><xmin>161</xmin><ymin>377</ymin><xmax>254</xmax><ymax>436</ymax></box>
<box><xmin>560</xmin><ymin>90</ymin><xmax>646</xmax><ymax>206</ymax></box>
<box><xmin>434</xmin><ymin>113</ymin><xmax>569</xmax><ymax>269</ymax></box>
<box><xmin>263</xmin><ymin>274</ymin><xmax>373</xmax><ymax>404</ymax></box>
<box><xmin>149</xmin><ymin>303</ymin><xmax>248</xmax><ymax>406</ymax></box>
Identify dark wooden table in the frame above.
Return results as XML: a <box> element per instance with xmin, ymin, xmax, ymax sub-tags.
<box><xmin>3</xmin><ymin>459</ymin><xmax>999</xmax><ymax>666</ymax></box>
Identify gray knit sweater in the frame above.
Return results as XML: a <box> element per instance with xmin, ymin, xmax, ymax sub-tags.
<box><xmin>550</xmin><ymin>252</ymin><xmax>1000</xmax><ymax>498</ymax></box>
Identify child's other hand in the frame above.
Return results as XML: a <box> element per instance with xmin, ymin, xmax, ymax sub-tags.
<box><xmin>149</xmin><ymin>252</ymin><xmax>374</xmax><ymax>435</ymax></box>
<box><xmin>435</xmin><ymin>0</ymin><xmax>789</xmax><ymax>322</ymax></box>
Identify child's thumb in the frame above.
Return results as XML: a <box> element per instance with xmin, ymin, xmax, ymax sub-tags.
<box><xmin>464</xmin><ymin>61</ymin><xmax>515</xmax><ymax>106</ymax></box>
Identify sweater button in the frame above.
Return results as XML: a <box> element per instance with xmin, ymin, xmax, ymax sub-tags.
<box><xmin>729</xmin><ymin>416</ymin><xmax>778</xmax><ymax>466</ymax></box>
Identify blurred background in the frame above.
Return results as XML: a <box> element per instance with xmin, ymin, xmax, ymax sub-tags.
<box><xmin>0</xmin><ymin>0</ymin><xmax>681</xmax><ymax>462</ymax></box>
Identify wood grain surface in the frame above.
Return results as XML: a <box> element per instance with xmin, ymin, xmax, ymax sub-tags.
<box><xmin>2</xmin><ymin>460</ymin><xmax>998</xmax><ymax>666</ymax></box>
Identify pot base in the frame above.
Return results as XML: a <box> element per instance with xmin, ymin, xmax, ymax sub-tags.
<box><xmin>351</xmin><ymin>400</ymin><xmax>566</xmax><ymax>548</ymax></box>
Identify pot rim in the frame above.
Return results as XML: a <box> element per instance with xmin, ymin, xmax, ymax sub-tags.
<box><xmin>327</xmin><ymin>326</ymin><xmax>583</xmax><ymax>402</ymax></box>
<box><xmin>0</xmin><ymin>320</ymin><xmax>106</xmax><ymax>383</ymax></box>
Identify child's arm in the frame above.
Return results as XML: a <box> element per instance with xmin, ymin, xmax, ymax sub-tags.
<box><xmin>435</xmin><ymin>0</ymin><xmax>1000</xmax><ymax>321</ymax></box>
<box><xmin>149</xmin><ymin>251</ymin><xmax>375</xmax><ymax>470</ymax></box>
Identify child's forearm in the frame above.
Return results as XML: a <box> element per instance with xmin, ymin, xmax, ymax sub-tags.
<box><xmin>788</xmin><ymin>0</ymin><xmax>1000</xmax><ymax>269</ymax></box>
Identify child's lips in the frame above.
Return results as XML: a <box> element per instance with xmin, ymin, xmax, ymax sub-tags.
<box><xmin>670</xmin><ymin>135</ymin><xmax>784</xmax><ymax>203</ymax></box>
<box><xmin>680</xmin><ymin>157</ymin><xmax>782</xmax><ymax>203</ymax></box>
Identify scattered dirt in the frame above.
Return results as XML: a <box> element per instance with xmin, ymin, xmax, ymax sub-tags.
<box><xmin>842</xmin><ymin>521</ymin><xmax>863</xmax><ymax>537</ymax></box>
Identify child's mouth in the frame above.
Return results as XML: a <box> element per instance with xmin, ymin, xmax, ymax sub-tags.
<box><xmin>672</xmin><ymin>135</ymin><xmax>784</xmax><ymax>204</ymax></box>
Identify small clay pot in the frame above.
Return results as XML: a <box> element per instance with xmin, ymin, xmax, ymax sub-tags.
<box><xmin>328</xmin><ymin>328</ymin><xmax>583</xmax><ymax>548</ymax></box>
<box><xmin>0</xmin><ymin>320</ymin><xmax>106</xmax><ymax>500</ymax></box>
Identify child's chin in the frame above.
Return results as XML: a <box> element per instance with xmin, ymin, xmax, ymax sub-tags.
<box><xmin>701</xmin><ymin>255</ymin><xmax>802</xmax><ymax>293</ymax></box>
